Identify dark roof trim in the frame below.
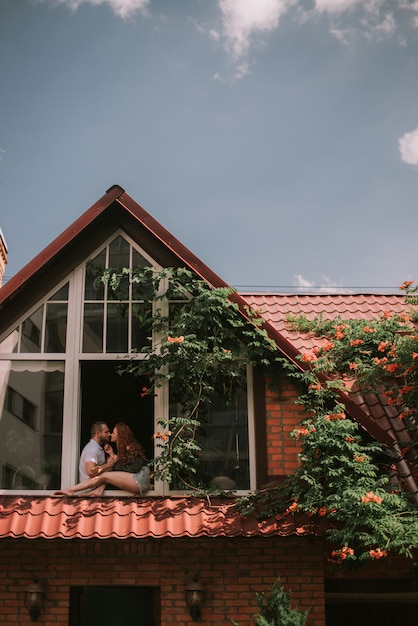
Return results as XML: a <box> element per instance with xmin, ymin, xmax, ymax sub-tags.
<box><xmin>0</xmin><ymin>185</ymin><xmax>124</xmax><ymax>306</ymax></box>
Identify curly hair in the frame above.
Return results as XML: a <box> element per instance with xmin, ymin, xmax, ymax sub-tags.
<box><xmin>114</xmin><ymin>422</ymin><xmax>147</xmax><ymax>467</ymax></box>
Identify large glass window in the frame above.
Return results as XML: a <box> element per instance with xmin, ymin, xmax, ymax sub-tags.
<box><xmin>0</xmin><ymin>233</ymin><xmax>256</xmax><ymax>493</ymax></box>
<box><xmin>170</xmin><ymin>388</ymin><xmax>250</xmax><ymax>490</ymax></box>
<box><xmin>200</xmin><ymin>389</ymin><xmax>250</xmax><ymax>490</ymax></box>
<box><xmin>0</xmin><ymin>361</ymin><xmax>64</xmax><ymax>490</ymax></box>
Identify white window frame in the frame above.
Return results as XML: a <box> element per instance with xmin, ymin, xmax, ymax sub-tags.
<box><xmin>0</xmin><ymin>232</ymin><xmax>257</xmax><ymax>495</ymax></box>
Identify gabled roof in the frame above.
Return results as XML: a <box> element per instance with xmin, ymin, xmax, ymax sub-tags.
<box><xmin>0</xmin><ymin>496</ymin><xmax>326</xmax><ymax>540</ymax></box>
<box><xmin>0</xmin><ymin>185</ymin><xmax>392</xmax><ymax>448</ymax></box>
<box><xmin>0</xmin><ymin>187</ymin><xmax>416</xmax><ymax>538</ymax></box>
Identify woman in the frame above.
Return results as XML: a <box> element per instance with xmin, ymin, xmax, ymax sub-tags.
<box><xmin>56</xmin><ymin>423</ymin><xmax>150</xmax><ymax>496</ymax></box>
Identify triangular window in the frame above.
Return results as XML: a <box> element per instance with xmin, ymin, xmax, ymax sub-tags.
<box><xmin>83</xmin><ymin>235</ymin><xmax>152</xmax><ymax>353</ymax></box>
<box><xmin>0</xmin><ymin>283</ymin><xmax>68</xmax><ymax>354</ymax></box>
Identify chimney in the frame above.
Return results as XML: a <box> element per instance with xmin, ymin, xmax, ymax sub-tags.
<box><xmin>0</xmin><ymin>228</ymin><xmax>8</xmax><ymax>287</ymax></box>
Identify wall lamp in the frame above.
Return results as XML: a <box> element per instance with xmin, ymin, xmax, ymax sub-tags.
<box><xmin>185</xmin><ymin>575</ymin><xmax>205</xmax><ymax>621</ymax></box>
<box><xmin>25</xmin><ymin>576</ymin><xmax>45</xmax><ymax>622</ymax></box>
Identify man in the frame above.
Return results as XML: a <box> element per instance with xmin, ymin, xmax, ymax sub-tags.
<box><xmin>79</xmin><ymin>421</ymin><xmax>117</xmax><ymax>482</ymax></box>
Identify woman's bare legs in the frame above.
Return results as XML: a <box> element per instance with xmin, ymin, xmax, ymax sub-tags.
<box><xmin>55</xmin><ymin>471</ymin><xmax>140</xmax><ymax>496</ymax></box>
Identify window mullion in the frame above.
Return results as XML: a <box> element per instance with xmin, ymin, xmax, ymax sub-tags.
<box><xmin>61</xmin><ymin>269</ymin><xmax>83</xmax><ymax>486</ymax></box>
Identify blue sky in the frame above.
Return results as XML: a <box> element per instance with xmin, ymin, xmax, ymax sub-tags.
<box><xmin>1</xmin><ymin>0</ymin><xmax>418</xmax><ymax>292</ymax></box>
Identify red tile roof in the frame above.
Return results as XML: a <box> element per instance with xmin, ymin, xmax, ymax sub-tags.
<box><xmin>240</xmin><ymin>292</ymin><xmax>411</xmax><ymax>354</ymax></box>
<box><xmin>0</xmin><ymin>496</ymin><xmax>326</xmax><ymax>540</ymax></box>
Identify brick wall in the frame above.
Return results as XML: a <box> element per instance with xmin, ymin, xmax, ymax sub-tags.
<box><xmin>0</xmin><ymin>536</ymin><xmax>326</xmax><ymax>625</ymax></box>
<box><xmin>265</xmin><ymin>377</ymin><xmax>304</xmax><ymax>477</ymax></box>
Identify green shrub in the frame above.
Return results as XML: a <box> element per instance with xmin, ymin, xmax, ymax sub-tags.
<box><xmin>233</xmin><ymin>578</ymin><xmax>308</xmax><ymax>626</ymax></box>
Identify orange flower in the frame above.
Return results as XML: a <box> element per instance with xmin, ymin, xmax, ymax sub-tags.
<box><xmin>294</xmin><ymin>426</ymin><xmax>316</xmax><ymax>439</ymax></box>
<box><xmin>329</xmin><ymin>546</ymin><xmax>354</xmax><ymax>563</ymax></box>
<box><xmin>323</xmin><ymin>341</ymin><xmax>335</xmax><ymax>352</ymax></box>
<box><xmin>354</xmin><ymin>454</ymin><xmax>367</xmax><ymax>462</ymax></box>
<box><xmin>167</xmin><ymin>335</ymin><xmax>184</xmax><ymax>344</ymax></box>
<box><xmin>301</xmin><ymin>353</ymin><xmax>316</xmax><ymax>362</ymax></box>
<box><xmin>294</xmin><ymin>427</ymin><xmax>309</xmax><ymax>439</ymax></box>
<box><xmin>350</xmin><ymin>339</ymin><xmax>364</xmax><ymax>347</ymax></box>
<box><xmin>412</xmin><ymin>352</ymin><xmax>418</xmax><ymax>360</ymax></box>
<box><xmin>399</xmin><ymin>280</ymin><xmax>414</xmax><ymax>290</ymax></box>
<box><xmin>377</xmin><ymin>341</ymin><xmax>389</xmax><ymax>352</ymax></box>
<box><xmin>399</xmin><ymin>385</ymin><xmax>413</xmax><ymax>395</ymax></box>
<box><xmin>384</xmin><ymin>363</ymin><xmax>399</xmax><ymax>373</ymax></box>
<box><xmin>361</xmin><ymin>491</ymin><xmax>383</xmax><ymax>504</ymax></box>
<box><xmin>140</xmin><ymin>386</ymin><xmax>152</xmax><ymax>398</ymax></box>
<box><xmin>349</xmin><ymin>362</ymin><xmax>358</xmax><ymax>371</ymax></box>
<box><xmin>335</xmin><ymin>324</ymin><xmax>347</xmax><ymax>340</ymax></box>
<box><xmin>326</xmin><ymin>412</ymin><xmax>346</xmax><ymax>421</ymax></box>
<box><xmin>369</xmin><ymin>548</ymin><xmax>387</xmax><ymax>559</ymax></box>
<box><xmin>382</xmin><ymin>310</ymin><xmax>392</xmax><ymax>319</ymax></box>
<box><xmin>362</xmin><ymin>326</ymin><xmax>376</xmax><ymax>333</ymax></box>
<box><xmin>398</xmin><ymin>312</ymin><xmax>410</xmax><ymax>323</ymax></box>
<box><xmin>283</xmin><ymin>501</ymin><xmax>299</xmax><ymax>516</ymax></box>
<box><xmin>153</xmin><ymin>430</ymin><xmax>171</xmax><ymax>441</ymax></box>
<box><xmin>309</xmin><ymin>382</ymin><xmax>322</xmax><ymax>390</ymax></box>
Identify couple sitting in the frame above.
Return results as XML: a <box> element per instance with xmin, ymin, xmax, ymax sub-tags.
<box><xmin>55</xmin><ymin>421</ymin><xmax>150</xmax><ymax>497</ymax></box>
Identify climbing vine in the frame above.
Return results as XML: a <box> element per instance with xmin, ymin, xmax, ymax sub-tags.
<box><xmin>99</xmin><ymin>266</ymin><xmax>287</xmax><ymax>488</ymax></box>
<box><xmin>237</xmin><ymin>280</ymin><xmax>418</xmax><ymax>565</ymax></box>
<box><xmin>102</xmin><ymin>266</ymin><xmax>418</xmax><ymax>564</ymax></box>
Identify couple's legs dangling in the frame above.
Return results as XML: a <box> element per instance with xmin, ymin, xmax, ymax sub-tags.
<box><xmin>55</xmin><ymin>471</ymin><xmax>140</xmax><ymax>496</ymax></box>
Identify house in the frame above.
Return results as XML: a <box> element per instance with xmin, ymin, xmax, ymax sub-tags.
<box><xmin>0</xmin><ymin>185</ymin><xmax>417</xmax><ymax>625</ymax></box>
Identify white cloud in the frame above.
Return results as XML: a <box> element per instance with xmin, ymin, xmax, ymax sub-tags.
<box><xmin>399</xmin><ymin>126</ymin><xmax>418</xmax><ymax>165</ymax></box>
<box><xmin>314</xmin><ymin>0</ymin><xmax>366</xmax><ymax>14</ymax></box>
<box><xmin>46</xmin><ymin>0</ymin><xmax>150</xmax><ymax>20</ymax></box>
<box><xmin>311</xmin><ymin>0</ymin><xmax>398</xmax><ymax>40</ymax></box>
<box><xmin>294</xmin><ymin>274</ymin><xmax>315</xmax><ymax>289</ymax></box>
<box><xmin>218</xmin><ymin>0</ymin><xmax>295</xmax><ymax>61</ymax></box>
<box><xmin>294</xmin><ymin>274</ymin><xmax>348</xmax><ymax>293</ymax></box>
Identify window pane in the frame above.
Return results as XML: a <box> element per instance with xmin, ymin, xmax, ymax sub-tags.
<box><xmin>108</xmin><ymin>237</ymin><xmax>130</xmax><ymax>301</ymax></box>
<box><xmin>85</xmin><ymin>251</ymin><xmax>106</xmax><ymax>300</ymax></box>
<box><xmin>20</xmin><ymin>307</ymin><xmax>43</xmax><ymax>353</ymax></box>
<box><xmin>0</xmin><ymin>328</ymin><xmax>19</xmax><ymax>353</ymax></box>
<box><xmin>83</xmin><ymin>303</ymin><xmax>104</xmax><ymax>352</ymax></box>
<box><xmin>106</xmin><ymin>303</ymin><xmax>128</xmax><ymax>353</ymax></box>
<box><xmin>0</xmin><ymin>361</ymin><xmax>64</xmax><ymax>490</ymax></box>
<box><xmin>45</xmin><ymin>303</ymin><xmax>68</xmax><ymax>352</ymax></box>
<box><xmin>50</xmin><ymin>283</ymin><xmax>69</xmax><ymax>301</ymax></box>
<box><xmin>170</xmin><ymin>387</ymin><xmax>250</xmax><ymax>490</ymax></box>
<box><xmin>132</xmin><ymin>303</ymin><xmax>152</xmax><ymax>351</ymax></box>
<box><xmin>200</xmin><ymin>389</ymin><xmax>249</xmax><ymax>490</ymax></box>
<box><xmin>132</xmin><ymin>250</ymin><xmax>152</xmax><ymax>300</ymax></box>
<box><xmin>109</xmin><ymin>235</ymin><xmax>130</xmax><ymax>269</ymax></box>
